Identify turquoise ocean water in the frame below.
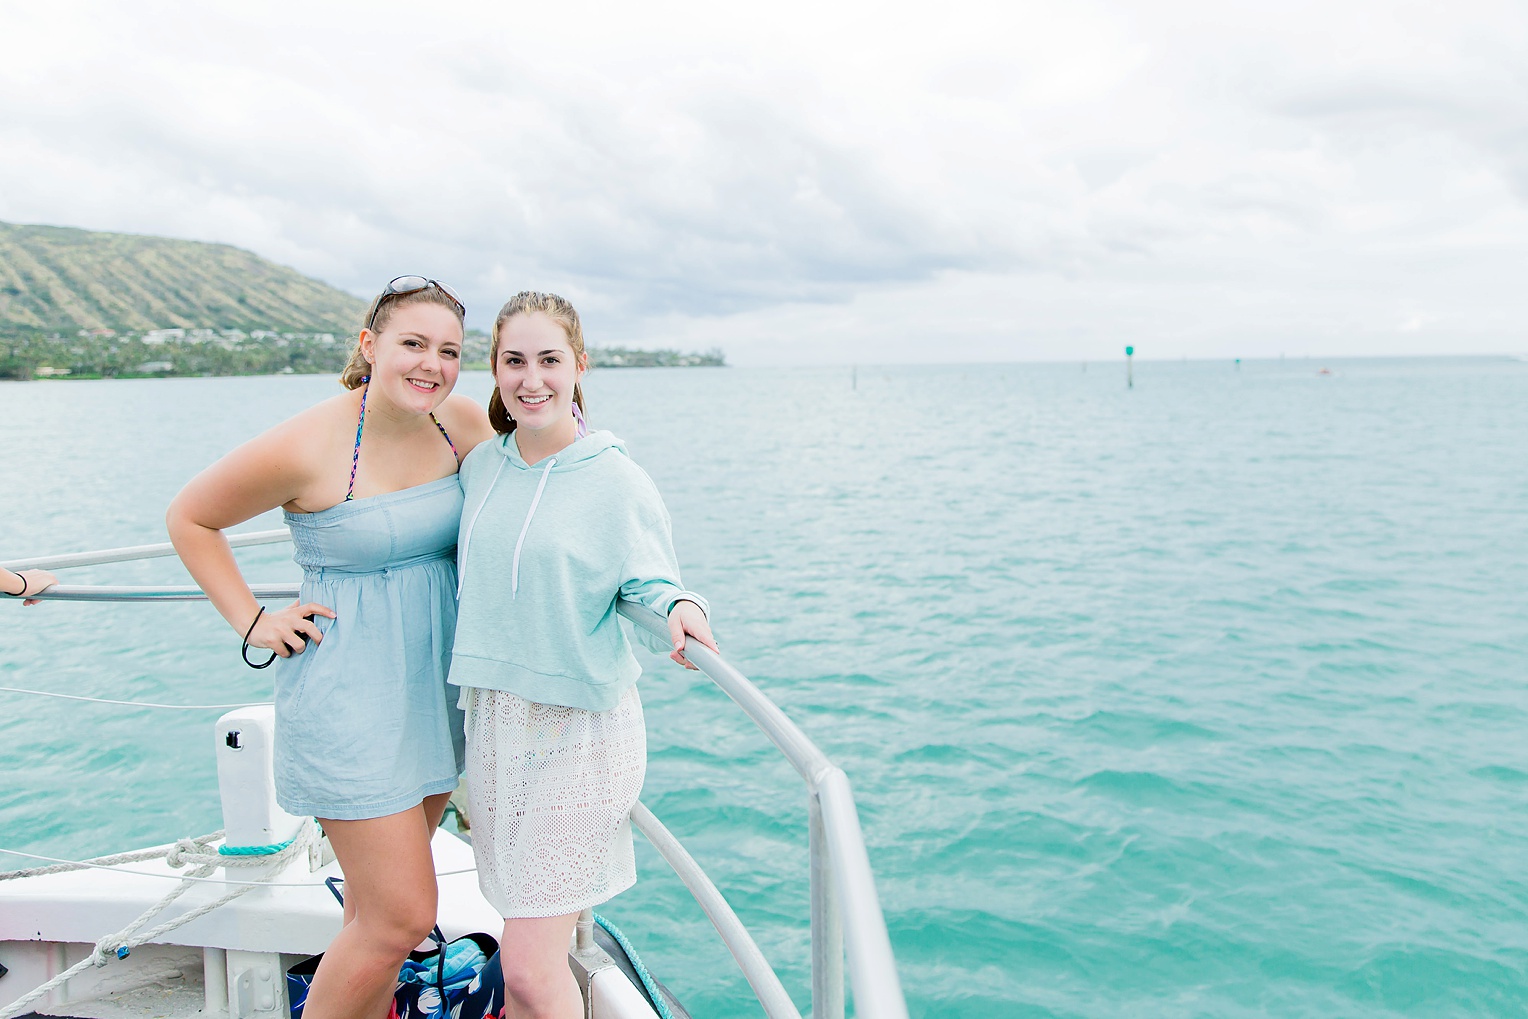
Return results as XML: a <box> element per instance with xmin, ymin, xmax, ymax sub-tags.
<box><xmin>2</xmin><ymin>357</ymin><xmax>1526</xmax><ymax>1017</ymax></box>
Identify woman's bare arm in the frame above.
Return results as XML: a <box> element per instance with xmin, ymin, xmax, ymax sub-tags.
<box><xmin>166</xmin><ymin>415</ymin><xmax>335</xmax><ymax>655</ymax></box>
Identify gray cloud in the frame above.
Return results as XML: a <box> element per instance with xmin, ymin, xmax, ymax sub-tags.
<box><xmin>1</xmin><ymin>0</ymin><xmax>1525</xmax><ymax>362</ymax></box>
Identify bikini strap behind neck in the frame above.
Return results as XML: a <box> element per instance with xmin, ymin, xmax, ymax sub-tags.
<box><xmin>345</xmin><ymin>379</ymin><xmax>369</xmax><ymax>502</ymax></box>
<box><xmin>430</xmin><ymin>413</ymin><xmax>458</xmax><ymax>461</ymax></box>
<box><xmin>346</xmin><ymin>378</ymin><xmax>459</xmax><ymax>503</ymax></box>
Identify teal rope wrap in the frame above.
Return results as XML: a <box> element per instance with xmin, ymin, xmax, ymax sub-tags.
<box><xmin>218</xmin><ymin>837</ymin><xmax>295</xmax><ymax>857</ymax></box>
<box><xmin>592</xmin><ymin>912</ymin><xmax>675</xmax><ymax>1019</ymax></box>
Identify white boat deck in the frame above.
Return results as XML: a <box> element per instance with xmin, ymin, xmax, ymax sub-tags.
<box><xmin>0</xmin><ymin>830</ymin><xmax>494</xmax><ymax>956</ymax></box>
<box><xmin>0</xmin><ymin>708</ymin><xmax>661</xmax><ymax>1019</ymax></box>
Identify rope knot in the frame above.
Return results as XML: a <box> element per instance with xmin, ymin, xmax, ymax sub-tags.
<box><xmin>165</xmin><ymin>838</ymin><xmax>201</xmax><ymax>869</ymax></box>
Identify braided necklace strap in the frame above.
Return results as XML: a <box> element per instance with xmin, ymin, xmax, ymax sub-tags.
<box><xmin>430</xmin><ymin>413</ymin><xmax>459</xmax><ymax>461</ymax></box>
<box><xmin>348</xmin><ymin>379</ymin><xmax>457</xmax><ymax>499</ymax></box>
<box><xmin>345</xmin><ymin>379</ymin><xmax>369</xmax><ymax>502</ymax></box>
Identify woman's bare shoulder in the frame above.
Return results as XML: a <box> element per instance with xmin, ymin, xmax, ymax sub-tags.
<box><xmin>437</xmin><ymin>393</ymin><xmax>496</xmax><ymax>458</ymax></box>
<box><xmin>170</xmin><ymin>390</ymin><xmax>359</xmax><ymax>528</ymax></box>
<box><xmin>226</xmin><ymin>391</ymin><xmax>362</xmax><ymax>489</ymax></box>
<box><xmin>257</xmin><ymin>390</ymin><xmax>354</xmax><ymax>456</ymax></box>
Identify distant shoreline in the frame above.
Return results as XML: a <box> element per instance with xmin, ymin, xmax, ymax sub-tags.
<box><xmin>1</xmin><ymin>329</ymin><xmax>725</xmax><ymax>380</ymax></box>
<box><xmin>7</xmin><ymin>362</ymin><xmax>730</xmax><ymax>381</ymax></box>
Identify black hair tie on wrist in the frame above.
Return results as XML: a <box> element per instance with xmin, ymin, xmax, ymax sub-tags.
<box><xmin>243</xmin><ymin>606</ymin><xmax>278</xmax><ymax>669</ymax></box>
<box><xmin>4</xmin><ymin>574</ymin><xmax>29</xmax><ymax>598</ymax></box>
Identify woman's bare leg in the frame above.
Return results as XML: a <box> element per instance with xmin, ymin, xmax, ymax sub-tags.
<box><xmin>303</xmin><ymin>806</ymin><xmax>439</xmax><ymax>1019</ymax></box>
<box><xmin>333</xmin><ymin>793</ymin><xmax>449</xmax><ymax>931</ymax></box>
<box><xmin>422</xmin><ymin>790</ymin><xmax>451</xmax><ymax>833</ymax></box>
<box><xmin>499</xmin><ymin>912</ymin><xmax>582</xmax><ymax>1019</ymax></box>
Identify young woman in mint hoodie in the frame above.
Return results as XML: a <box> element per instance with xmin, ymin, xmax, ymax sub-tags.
<box><xmin>450</xmin><ymin>290</ymin><xmax>715</xmax><ymax>1019</ymax></box>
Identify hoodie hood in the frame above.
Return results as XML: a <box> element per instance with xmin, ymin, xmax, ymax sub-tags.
<box><xmin>495</xmin><ymin>428</ymin><xmax>625</xmax><ymax>471</ymax></box>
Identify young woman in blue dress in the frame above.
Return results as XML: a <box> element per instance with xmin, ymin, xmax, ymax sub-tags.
<box><xmin>167</xmin><ymin>278</ymin><xmax>496</xmax><ymax>1019</ymax></box>
<box><xmin>450</xmin><ymin>291</ymin><xmax>717</xmax><ymax>1019</ymax></box>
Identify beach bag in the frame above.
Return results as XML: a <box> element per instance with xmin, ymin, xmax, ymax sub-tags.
<box><xmin>286</xmin><ymin>878</ymin><xmax>501</xmax><ymax>1019</ymax></box>
<box><xmin>393</xmin><ymin>931</ymin><xmax>499</xmax><ymax>1019</ymax></box>
<box><xmin>452</xmin><ymin>944</ymin><xmax>506</xmax><ymax>1019</ymax></box>
<box><xmin>286</xmin><ymin>929</ymin><xmax>499</xmax><ymax>1019</ymax></box>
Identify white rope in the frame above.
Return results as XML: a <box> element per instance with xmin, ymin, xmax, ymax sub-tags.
<box><xmin>0</xmin><ymin>845</ymin><xmax>477</xmax><ymax>887</ymax></box>
<box><xmin>0</xmin><ymin>686</ymin><xmax>272</xmax><ymax>710</ymax></box>
<box><xmin>0</xmin><ymin>831</ymin><xmax>226</xmax><ymax>880</ymax></box>
<box><xmin>0</xmin><ymin>821</ymin><xmax>319</xmax><ymax>1019</ymax></box>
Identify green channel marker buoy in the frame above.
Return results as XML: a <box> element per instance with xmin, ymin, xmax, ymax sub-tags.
<box><xmin>1125</xmin><ymin>345</ymin><xmax>1134</xmax><ymax>388</ymax></box>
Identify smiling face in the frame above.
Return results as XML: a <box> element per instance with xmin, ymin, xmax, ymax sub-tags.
<box><xmin>359</xmin><ymin>303</ymin><xmax>464</xmax><ymax>413</ymax></box>
<box><xmin>492</xmin><ymin>310</ymin><xmax>587</xmax><ymax>442</ymax></box>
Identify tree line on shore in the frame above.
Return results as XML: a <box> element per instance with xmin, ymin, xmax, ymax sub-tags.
<box><xmin>0</xmin><ymin>329</ymin><xmax>724</xmax><ymax>380</ymax></box>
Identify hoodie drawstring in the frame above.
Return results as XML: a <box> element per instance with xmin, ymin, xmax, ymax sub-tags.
<box><xmin>511</xmin><ymin>456</ymin><xmax>557</xmax><ymax>597</ymax></box>
<box><xmin>456</xmin><ymin>456</ymin><xmax>506</xmax><ymax>598</ymax></box>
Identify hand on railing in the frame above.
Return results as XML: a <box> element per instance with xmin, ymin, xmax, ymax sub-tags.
<box><xmin>1</xmin><ymin>568</ymin><xmax>56</xmax><ymax>607</ymax></box>
<box><xmin>667</xmin><ymin>600</ymin><xmax>718</xmax><ymax>671</ymax></box>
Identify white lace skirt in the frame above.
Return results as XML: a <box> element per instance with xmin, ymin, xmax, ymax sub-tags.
<box><xmin>462</xmin><ymin>685</ymin><xmax>646</xmax><ymax>918</ymax></box>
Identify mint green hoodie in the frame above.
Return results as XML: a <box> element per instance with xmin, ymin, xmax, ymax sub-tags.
<box><xmin>448</xmin><ymin>429</ymin><xmax>707</xmax><ymax>711</ymax></box>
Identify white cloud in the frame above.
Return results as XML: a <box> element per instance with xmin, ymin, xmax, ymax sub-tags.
<box><xmin>1</xmin><ymin>0</ymin><xmax>1525</xmax><ymax>362</ymax></box>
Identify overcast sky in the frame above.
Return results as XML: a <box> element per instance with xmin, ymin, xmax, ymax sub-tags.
<box><xmin>2</xmin><ymin>0</ymin><xmax>1524</xmax><ymax>364</ymax></box>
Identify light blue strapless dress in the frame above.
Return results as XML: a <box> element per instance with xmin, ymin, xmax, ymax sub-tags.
<box><xmin>274</xmin><ymin>476</ymin><xmax>466</xmax><ymax>820</ymax></box>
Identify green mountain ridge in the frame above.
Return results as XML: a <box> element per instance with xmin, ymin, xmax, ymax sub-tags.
<box><xmin>0</xmin><ymin>221</ymin><xmax>366</xmax><ymax>334</ymax></box>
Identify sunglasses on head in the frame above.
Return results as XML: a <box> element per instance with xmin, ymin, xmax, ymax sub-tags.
<box><xmin>366</xmin><ymin>276</ymin><xmax>466</xmax><ymax>332</ymax></box>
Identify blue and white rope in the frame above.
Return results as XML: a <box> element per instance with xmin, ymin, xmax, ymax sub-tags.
<box><xmin>593</xmin><ymin>912</ymin><xmax>677</xmax><ymax>1019</ymax></box>
<box><xmin>0</xmin><ymin>820</ymin><xmax>322</xmax><ymax>1019</ymax></box>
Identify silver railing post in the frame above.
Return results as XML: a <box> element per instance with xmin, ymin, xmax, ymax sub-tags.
<box><xmin>809</xmin><ymin>793</ymin><xmax>845</xmax><ymax>1019</ymax></box>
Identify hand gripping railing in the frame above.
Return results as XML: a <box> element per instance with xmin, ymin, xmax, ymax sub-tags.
<box><xmin>5</xmin><ymin>529</ymin><xmax>295</xmax><ymax>600</ymax></box>
<box><xmin>4</xmin><ymin>532</ymin><xmax>910</xmax><ymax>1018</ymax></box>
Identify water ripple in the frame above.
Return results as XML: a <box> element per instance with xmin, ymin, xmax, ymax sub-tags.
<box><xmin>3</xmin><ymin>359</ymin><xmax>1527</xmax><ymax>1016</ymax></box>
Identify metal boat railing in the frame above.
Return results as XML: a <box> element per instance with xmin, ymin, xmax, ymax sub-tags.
<box><xmin>5</xmin><ymin>529</ymin><xmax>293</xmax><ymax>573</ymax></box>
<box><xmin>3</xmin><ymin>531</ymin><xmax>909</xmax><ymax>1019</ymax></box>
